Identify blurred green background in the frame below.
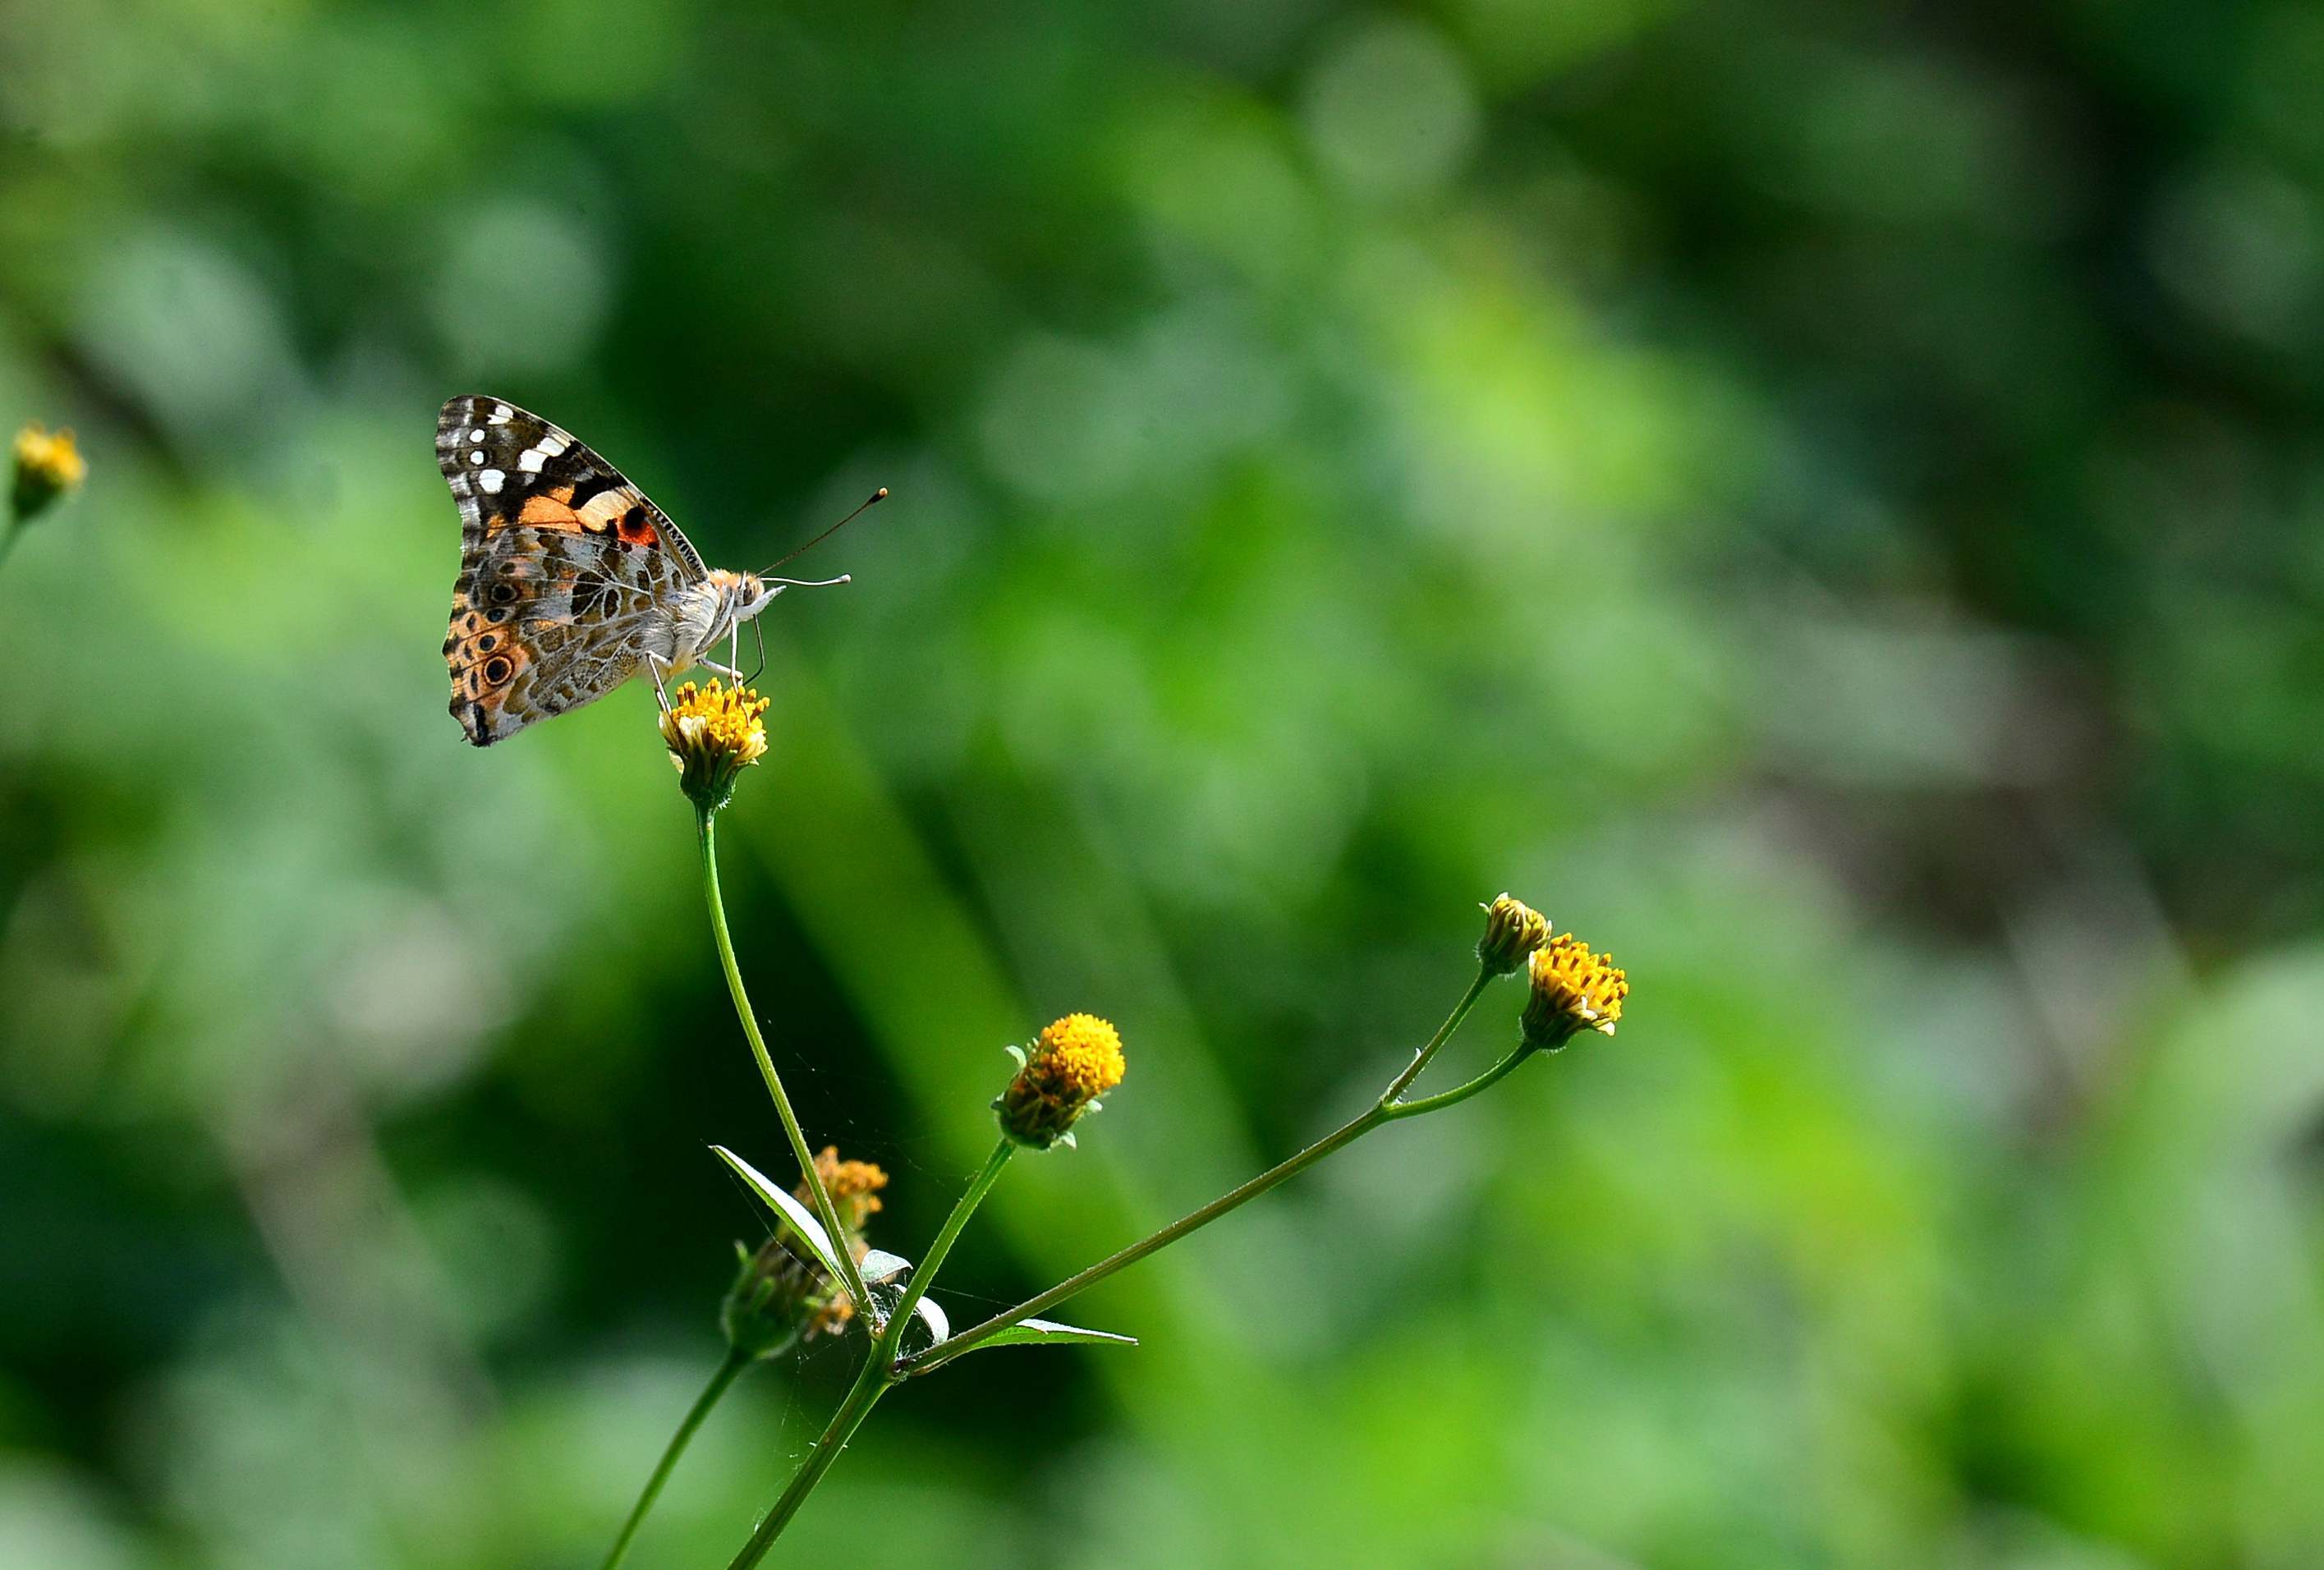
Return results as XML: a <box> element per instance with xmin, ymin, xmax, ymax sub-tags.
<box><xmin>5</xmin><ymin>0</ymin><xmax>2324</xmax><ymax>1565</ymax></box>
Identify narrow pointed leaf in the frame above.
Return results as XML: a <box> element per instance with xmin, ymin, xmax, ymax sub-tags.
<box><xmin>711</xmin><ymin>1145</ymin><xmax>844</xmax><ymax>1280</ymax></box>
<box><xmin>964</xmin><ymin>1317</ymin><xmax>1137</xmax><ymax>1352</ymax></box>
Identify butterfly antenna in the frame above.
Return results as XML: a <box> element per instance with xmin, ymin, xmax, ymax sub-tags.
<box><xmin>764</xmin><ymin>487</ymin><xmax>887</xmax><ymax>576</ymax></box>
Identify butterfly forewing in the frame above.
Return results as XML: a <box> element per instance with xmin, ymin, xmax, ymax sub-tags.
<box><xmin>436</xmin><ymin>396</ymin><xmax>709</xmax><ymax>746</ymax></box>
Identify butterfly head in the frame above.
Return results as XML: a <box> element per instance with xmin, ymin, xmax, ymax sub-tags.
<box><xmin>734</xmin><ymin>570</ymin><xmax>783</xmax><ymax>624</ymax></box>
<box><xmin>702</xmin><ymin>567</ymin><xmax>783</xmax><ymax>638</ymax></box>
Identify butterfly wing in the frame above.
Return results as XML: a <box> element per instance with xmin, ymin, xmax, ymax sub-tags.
<box><xmin>436</xmin><ymin>396</ymin><xmax>709</xmax><ymax>746</ymax></box>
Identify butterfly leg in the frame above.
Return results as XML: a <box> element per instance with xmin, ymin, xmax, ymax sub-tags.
<box><xmin>645</xmin><ymin>651</ymin><xmax>674</xmax><ymax>710</ymax></box>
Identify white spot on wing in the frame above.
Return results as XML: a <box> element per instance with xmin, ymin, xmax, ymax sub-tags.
<box><xmin>489</xmin><ymin>403</ymin><xmax>514</xmax><ymax>424</ymax></box>
<box><xmin>469</xmin><ymin>449</ymin><xmax>485</xmax><ymax>465</ymax></box>
<box><xmin>470</xmin><ymin>429</ymin><xmax>487</xmax><ymax>443</ymax></box>
<box><xmin>518</xmin><ymin>448</ymin><xmax>548</xmax><ymax>473</ymax></box>
<box><xmin>534</xmin><ymin>431</ymin><xmax>570</xmax><ymax>457</ymax></box>
<box><xmin>479</xmin><ymin>468</ymin><xmax>505</xmax><ymax>493</ymax></box>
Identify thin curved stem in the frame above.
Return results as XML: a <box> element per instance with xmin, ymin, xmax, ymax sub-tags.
<box><xmin>696</xmin><ymin>806</ymin><xmax>873</xmax><ymax>1319</ymax></box>
<box><xmin>904</xmin><ymin>1104</ymin><xmax>1387</xmax><ymax>1378</ymax></box>
<box><xmin>876</xmin><ymin>1140</ymin><xmax>1014</xmax><ymax>1363</ymax></box>
<box><xmin>903</xmin><ymin>965</ymin><xmax>1500</xmax><ymax>1378</ymax></box>
<box><xmin>600</xmin><ymin>1347</ymin><xmax>752</xmax><ymax>1570</ymax></box>
<box><xmin>1381</xmin><ymin>1044</ymin><xmax>1532</xmax><ymax>1119</ymax></box>
<box><xmin>1380</xmin><ymin>966</ymin><xmax>1494</xmax><ymax>1103</ymax></box>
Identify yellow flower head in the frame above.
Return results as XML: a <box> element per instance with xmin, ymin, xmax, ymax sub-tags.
<box><xmin>996</xmin><ymin>1012</ymin><xmax>1127</xmax><ymax>1150</ymax></box>
<box><xmin>11</xmin><ymin>423</ymin><xmax>87</xmax><ymax>525</ymax></box>
<box><xmin>1477</xmin><ymin>893</ymin><xmax>1550</xmax><ymax>976</ymax></box>
<box><xmin>660</xmin><ymin>679</ymin><xmax>769</xmax><ymax>812</ymax></box>
<box><xmin>723</xmin><ymin>1145</ymin><xmax>891</xmax><ymax>1354</ymax></box>
<box><xmin>1520</xmin><ymin>933</ymin><xmax>1628</xmax><ymax>1051</ymax></box>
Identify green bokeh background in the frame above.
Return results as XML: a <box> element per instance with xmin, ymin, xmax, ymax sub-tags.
<box><xmin>5</xmin><ymin>1</ymin><xmax>2323</xmax><ymax>1566</ymax></box>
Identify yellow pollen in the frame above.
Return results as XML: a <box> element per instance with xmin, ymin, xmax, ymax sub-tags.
<box><xmin>664</xmin><ymin>679</ymin><xmax>769</xmax><ymax>760</ymax></box>
<box><xmin>661</xmin><ymin>679</ymin><xmax>771</xmax><ymax>810</ymax></box>
<box><xmin>1031</xmin><ymin>1012</ymin><xmax>1126</xmax><ymax>1097</ymax></box>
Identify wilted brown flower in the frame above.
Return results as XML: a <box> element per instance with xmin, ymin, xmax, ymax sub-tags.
<box><xmin>721</xmin><ymin>1148</ymin><xmax>890</xmax><ymax>1353</ymax></box>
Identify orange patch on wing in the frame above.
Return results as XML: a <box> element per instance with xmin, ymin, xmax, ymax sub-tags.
<box><xmin>618</xmin><ymin>513</ymin><xmax>659</xmax><ymax>547</ymax></box>
<box><xmin>517</xmin><ymin>484</ymin><xmax>581</xmax><ymax>530</ymax></box>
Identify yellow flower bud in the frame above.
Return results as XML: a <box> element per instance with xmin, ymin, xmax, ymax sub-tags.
<box><xmin>995</xmin><ymin>1013</ymin><xmax>1126</xmax><ymax>1150</ymax></box>
<box><xmin>1477</xmin><ymin>893</ymin><xmax>1550</xmax><ymax>976</ymax></box>
<box><xmin>11</xmin><ymin>423</ymin><xmax>86</xmax><ymax>526</ymax></box>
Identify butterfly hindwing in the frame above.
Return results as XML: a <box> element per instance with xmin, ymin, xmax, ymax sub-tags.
<box><xmin>436</xmin><ymin>396</ymin><xmax>708</xmax><ymax>746</ymax></box>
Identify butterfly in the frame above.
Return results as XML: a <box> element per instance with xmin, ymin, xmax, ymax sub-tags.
<box><xmin>435</xmin><ymin>395</ymin><xmax>859</xmax><ymax>747</ymax></box>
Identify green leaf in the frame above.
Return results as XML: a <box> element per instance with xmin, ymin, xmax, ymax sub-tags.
<box><xmin>711</xmin><ymin>1145</ymin><xmax>845</xmax><ymax>1281</ymax></box>
<box><xmin>963</xmin><ymin>1316</ymin><xmax>1137</xmax><ymax>1352</ymax></box>
<box><xmin>907</xmin><ymin>1295</ymin><xmax>950</xmax><ymax>1352</ymax></box>
<box><xmin>859</xmin><ymin>1247</ymin><xmax>911</xmax><ymax>1287</ymax></box>
<box><xmin>855</xmin><ymin>1250</ymin><xmax>948</xmax><ymax>1349</ymax></box>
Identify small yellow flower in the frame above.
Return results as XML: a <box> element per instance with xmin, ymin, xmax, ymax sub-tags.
<box><xmin>660</xmin><ymin>679</ymin><xmax>769</xmax><ymax>812</ymax></box>
<box><xmin>1477</xmin><ymin>893</ymin><xmax>1550</xmax><ymax>976</ymax></box>
<box><xmin>1519</xmin><ymin>933</ymin><xmax>1628</xmax><ymax>1051</ymax></box>
<box><xmin>995</xmin><ymin>1012</ymin><xmax>1127</xmax><ymax>1150</ymax></box>
<box><xmin>11</xmin><ymin>423</ymin><xmax>86</xmax><ymax>525</ymax></box>
<box><xmin>722</xmin><ymin>1147</ymin><xmax>891</xmax><ymax>1354</ymax></box>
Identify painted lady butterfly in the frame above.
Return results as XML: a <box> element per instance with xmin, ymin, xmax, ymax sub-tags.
<box><xmin>435</xmin><ymin>395</ymin><xmax>815</xmax><ymax>747</ymax></box>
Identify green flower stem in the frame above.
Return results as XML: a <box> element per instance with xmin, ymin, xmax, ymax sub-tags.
<box><xmin>696</xmin><ymin>805</ymin><xmax>873</xmax><ymax>1320</ymax></box>
<box><xmin>902</xmin><ymin>965</ymin><xmax>1500</xmax><ymax>1379</ymax></box>
<box><xmin>908</xmin><ymin>1108</ymin><xmax>1385</xmax><ymax>1378</ymax></box>
<box><xmin>876</xmin><ymin>1139</ymin><xmax>1015</xmax><ymax>1362</ymax></box>
<box><xmin>1379</xmin><ymin>1043</ymin><xmax>1532</xmax><ymax>1120</ymax></box>
<box><xmin>727</xmin><ymin>1350</ymin><xmax>890</xmax><ymax>1569</ymax></box>
<box><xmin>723</xmin><ymin>1140</ymin><xmax>1017</xmax><ymax>1569</ymax></box>
<box><xmin>1380</xmin><ymin>965</ymin><xmax>1494</xmax><ymax>1102</ymax></box>
<box><xmin>600</xmin><ymin>1347</ymin><xmax>753</xmax><ymax>1570</ymax></box>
